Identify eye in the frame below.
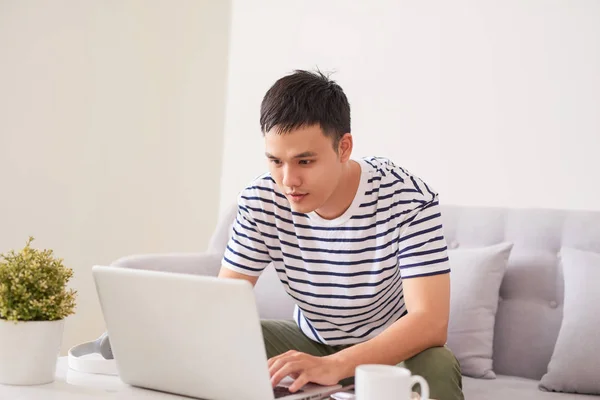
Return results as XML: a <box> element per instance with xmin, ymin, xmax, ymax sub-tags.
<box><xmin>269</xmin><ymin>159</ymin><xmax>282</xmax><ymax>165</ymax></box>
<box><xmin>299</xmin><ymin>160</ymin><xmax>313</xmax><ymax>165</ymax></box>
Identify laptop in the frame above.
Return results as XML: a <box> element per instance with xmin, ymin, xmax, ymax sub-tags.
<box><xmin>92</xmin><ymin>265</ymin><xmax>346</xmax><ymax>400</ymax></box>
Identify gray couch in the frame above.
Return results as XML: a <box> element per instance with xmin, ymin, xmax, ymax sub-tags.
<box><xmin>112</xmin><ymin>203</ymin><xmax>600</xmax><ymax>399</ymax></box>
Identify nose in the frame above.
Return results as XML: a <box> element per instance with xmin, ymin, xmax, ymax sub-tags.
<box><xmin>282</xmin><ymin>165</ymin><xmax>301</xmax><ymax>189</ymax></box>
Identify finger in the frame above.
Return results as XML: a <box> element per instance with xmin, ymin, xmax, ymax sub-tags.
<box><xmin>268</xmin><ymin>355</ymin><xmax>293</xmax><ymax>377</ymax></box>
<box><xmin>269</xmin><ymin>352</ymin><xmax>304</xmax><ymax>376</ymax></box>
<box><xmin>271</xmin><ymin>361</ymin><xmax>303</xmax><ymax>388</ymax></box>
<box><xmin>289</xmin><ymin>373</ymin><xmax>310</xmax><ymax>393</ymax></box>
<box><xmin>267</xmin><ymin>355</ymin><xmax>281</xmax><ymax>370</ymax></box>
<box><xmin>267</xmin><ymin>350</ymin><xmax>296</xmax><ymax>368</ymax></box>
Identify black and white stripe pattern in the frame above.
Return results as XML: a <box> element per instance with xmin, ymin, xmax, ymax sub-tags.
<box><xmin>223</xmin><ymin>157</ymin><xmax>450</xmax><ymax>345</ymax></box>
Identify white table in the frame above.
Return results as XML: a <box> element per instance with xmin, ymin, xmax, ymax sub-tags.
<box><xmin>0</xmin><ymin>357</ymin><xmax>205</xmax><ymax>399</ymax></box>
<box><xmin>0</xmin><ymin>357</ymin><xmax>359</xmax><ymax>400</ymax></box>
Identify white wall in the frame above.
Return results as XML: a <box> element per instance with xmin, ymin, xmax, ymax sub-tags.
<box><xmin>220</xmin><ymin>0</ymin><xmax>600</xmax><ymax>215</ymax></box>
<box><xmin>0</xmin><ymin>0</ymin><xmax>230</xmax><ymax>354</ymax></box>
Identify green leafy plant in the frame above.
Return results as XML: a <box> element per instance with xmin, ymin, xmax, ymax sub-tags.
<box><xmin>0</xmin><ymin>237</ymin><xmax>77</xmax><ymax>322</ymax></box>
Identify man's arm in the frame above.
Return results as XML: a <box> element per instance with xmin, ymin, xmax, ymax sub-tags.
<box><xmin>269</xmin><ymin>272</ymin><xmax>450</xmax><ymax>392</ymax></box>
<box><xmin>218</xmin><ymin>266</ymin><xmax>259</xmax><ymax>287</ymax></box>
<box><xmin>331</xmin><ymin>272</ymin><xmax>450</xmax><ymax>378</ymax></box>
<box><xmin>218</xmin><ymin>196</ymin><xmax>272</xmax><ymax>284</ymax></box>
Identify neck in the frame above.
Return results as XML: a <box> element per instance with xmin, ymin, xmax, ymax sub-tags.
<box><xmin>315</xmin><ymin>160</ymin><xmax>361</xmax><ymax>220</ymax></box>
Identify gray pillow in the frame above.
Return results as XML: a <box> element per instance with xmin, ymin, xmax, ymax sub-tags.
<box><xmin>539</xmin><ymin>247</ymin><xmax>600</xmax><ymax>395</ymax></box>
<box><xmin>446</xmin><ymin>242</ymin><xmax>514</xmax><ymax>379</ymax></box>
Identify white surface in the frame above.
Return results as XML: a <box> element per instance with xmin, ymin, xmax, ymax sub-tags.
<box><xmin>0</xmin><ymin>319</ymin><xmax>64</xmax><ymax>385</ymax></box>
<box><xmin>0</xmin><ymin>357</ymin><xmax>351</xmax><ymax>400</ymax></box>
<box><xmin>7</xmin><ymin>359</ymin><xmax>587</xmax><ymax>400</ymax></box>
<box><xmin>0</xmin><ymin>357</ymin><xmax>193</xmax><ymax>399</ymax></box>
<box><xmin>0</xmin><ymin>0</ymin><xmax>230</xmax><ymax>356</ymax></box>
<box><xmin>219</xmin><ymin>0</ymin><xmax>600</xmax><ymax>216</ymax></box>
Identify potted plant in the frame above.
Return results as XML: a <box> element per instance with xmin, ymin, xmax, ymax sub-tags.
<box><xmin>0</xmin><ymin>237</ymin><xmax>77</xmax><ymax>385</ymax></box>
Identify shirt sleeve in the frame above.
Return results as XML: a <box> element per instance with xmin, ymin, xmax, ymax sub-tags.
<box><xmin>397</xmin><ymin>195</ymin><xmax>451</xmax><ymax>279</ymax></box>
<box><xmin>222</xmin><ymin>196</ymin><xmax>272</xmax><ymax>277</ymax></box>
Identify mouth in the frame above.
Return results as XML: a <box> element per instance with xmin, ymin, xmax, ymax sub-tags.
<box><xmin>287</xmin><ymin>193</ymin><xmax>308</xmax><ymax>203</ymax></box>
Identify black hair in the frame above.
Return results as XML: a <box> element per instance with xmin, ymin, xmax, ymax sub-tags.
<box><xmin>260</xmin><ymin>69</ymin><xmax>351</xmax><ymax>149</ymax></box>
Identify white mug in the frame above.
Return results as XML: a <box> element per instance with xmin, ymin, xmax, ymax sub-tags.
<box><xmin>355</xmin><ymin>364</ymin><xmax>429</xmax><ymax>400</ymax></box>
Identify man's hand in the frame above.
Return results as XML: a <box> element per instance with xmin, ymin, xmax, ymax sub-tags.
<box><xmin>268</xmin><ymin>350</ymin><xmax>343</xmax><ymax>393</ymax></box>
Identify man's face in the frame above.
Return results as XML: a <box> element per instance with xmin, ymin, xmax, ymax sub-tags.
<box><xmin>265</xmin><ymin>125</ymin><xmax>343</xmax><ymax>214</ymax></box>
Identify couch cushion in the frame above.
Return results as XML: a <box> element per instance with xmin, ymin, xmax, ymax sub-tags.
<box><xmin>446</xmin><ymin>242</ymin><xmax>513</xmax><ymax>379</ymax></box>
<box><xmin>463</xmin><ymin>375</ymin><xmax>599</xmax><ymax>400</ymax></box>
<box><xmin>441</xmin><ymin>206</ymin><xmax>600</xmax><ymax>380</ymax></box>
<box><xmin>539</xmin><ymin>247</ymin><xmax>600</xmax><ymax>395</ymax></box>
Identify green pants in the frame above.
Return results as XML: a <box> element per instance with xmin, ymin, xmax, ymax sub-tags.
<box><xmin>262</xmin><ymin>320</ymin><xmax>464</xmax><ymax>400</ymax></box>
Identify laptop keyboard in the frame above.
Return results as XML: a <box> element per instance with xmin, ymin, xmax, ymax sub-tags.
<box><xmin>274</xmin><ymin>385</ymin><xmax>304</xmax><ymax>398</ymax></box>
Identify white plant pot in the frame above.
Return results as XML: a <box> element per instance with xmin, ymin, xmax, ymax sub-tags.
<box><xmin>0</xmin><ymin>318</ymin><xmax>65</xmax><ymax>385</ymax></box>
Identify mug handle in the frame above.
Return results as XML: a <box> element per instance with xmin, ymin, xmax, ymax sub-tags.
<box><xmin>410</xmin><ymin>375</ymin><xmax>429</xmax><ymax>400</ymax></box>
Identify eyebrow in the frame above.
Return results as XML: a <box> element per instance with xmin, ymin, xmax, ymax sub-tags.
<box><xmin>265</xmin><ymin>151</ymin><xmax>317</xmax><ymax>159</ymax></box>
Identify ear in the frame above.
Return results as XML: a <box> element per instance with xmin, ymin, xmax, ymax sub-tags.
<box><xmin>337</xmin><ymin>133</ymin><xmax>353</xmax><ymax>162</ymax></box>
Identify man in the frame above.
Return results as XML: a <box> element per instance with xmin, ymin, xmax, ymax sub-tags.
<box><xmin>218</xmin><ymin>70</ymin><xmax>464</xmax><ymax>400</ymax></box>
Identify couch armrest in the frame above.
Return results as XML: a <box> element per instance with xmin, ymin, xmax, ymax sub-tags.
<box><xmin>110</xmin><ymin>252</ymin><xmax>223</xmax><ymax>277</ymax></box>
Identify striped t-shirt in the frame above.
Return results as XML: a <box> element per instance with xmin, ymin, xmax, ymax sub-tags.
<box><xmin>223</xmin><ymin>156</ymin><xmax>451</xmax><ymax>346</ymax></box>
